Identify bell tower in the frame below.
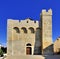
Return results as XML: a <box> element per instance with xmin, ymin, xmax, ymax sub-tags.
<box><xmin>40</xmin><ymin>9</ymin><xmax>53</xmax><ymax>55</ymax></box>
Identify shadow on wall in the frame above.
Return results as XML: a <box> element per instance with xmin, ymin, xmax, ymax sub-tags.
<box><xmin>34</xmin><ymin>25</ymin><xmax>54</xmax><ymax>55</ymax></box>
<box><xmin>34</xmin><ymin>27</ymin><xmax>42</xmax><ymax>55</ymax></box>
<box><xmin>32</xmin><ymin>24</ymin><xmax>60</xmax><ymax>55</ymax></box>
<box><xmin>34</xmin><ymin>26</ymin><xmax>54</xmax><ymax>55</ymax></box>
<box><xmin>54</xmin><ymin>51</ymin><xmax>60</xmax><ymax>55</ymax></box>
<box><xmin>43</xmin><ymin>44</ymin><xmax>54</xmax><ymax>55</ymax></box>
<box><xmin>54</xmin><ymin>52</ymin><xmax>60</xmax><ymax>55</ymax></box>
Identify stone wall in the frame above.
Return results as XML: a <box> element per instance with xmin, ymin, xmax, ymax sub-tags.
<box><xmin>7</xmin><ymin>18</ymin><xmax>40</xmax><ymax>56</ymax></box>
<box><xmin>40</xmin><ymin>9</ymin><xmax>53</xmax><ymax>55</ymax></box>
<box><xmin>7</xmin><ymin>9</ymin><xmax>54</xmax><ymax>59</ymax></box>
<box><xmin>54</xmin><ymin>37</ymin><xmax>60</xmax><ymax>54</ymax></box>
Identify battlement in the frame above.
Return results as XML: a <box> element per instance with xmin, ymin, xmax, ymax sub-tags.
<box><xmin>7</xmin><ymin>18</ymin><xmax>39</xmax><ymax>30</ymax></box>
<box><xmin>20</xmin><ymin>18</ymin><xmax>38</xmax><ymax>24</ymax></box>
<box><xmin>8</xmin><ymin>19</ymin><xmax>19</xmax><ymax>23</ymax></box>
<box><xmin>8</xmin><ymin>18</ymin><xmax>39</xmax><ymax>24</ymax></box>
<box><xmin>41</xmin><ymin>9</ymin><xmax>52</xmax><ymax>16</ymax></box>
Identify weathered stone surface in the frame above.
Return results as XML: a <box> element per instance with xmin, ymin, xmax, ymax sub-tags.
<box><xmin>40</xmin><ymin>9</ymin><xmax>53</xmax><ymax>55</ymax></box>
<box><xmin>7</xmin><ymin>9</ymin><xmax>54</xmax><ymax>59</ymax></box>
<box><xmin>7</xmin><ymin>18</ymin><xmax>40</xmax><ymax>56</ymax></box>
<box><xmin>54</xmin><ymin>37</ymin><xmax>60</xmax><ymax>54</ymax></box>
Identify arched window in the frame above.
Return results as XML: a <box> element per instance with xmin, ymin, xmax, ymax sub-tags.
<box><xmin>21</xmin><ymin>27</ymin><xmax>27</xmax><ymax>33</ymax></box>
<box><xmin>26</xmin><ymin>43</ymin><xmax>32</xmax><ymax>55</ymax></box>
<box><xmin>29</xmin><ymin>27</ymin><xmax>35</xmax><ymax>33</ymax></box>
<box><xmin>13</xmin><ymin>27</ymin><xmax>20</xmax><ymax>33</ymax></box>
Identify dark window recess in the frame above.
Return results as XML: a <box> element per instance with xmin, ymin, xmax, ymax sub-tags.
<box><xmin>29</xmin><ymin>27</ymin><xmax>35</xmax><ymax>33</ymax></box>
<box><xmin>34</xmin><ymin>21</ymin><xmax>36</xmax><ymax>23</ymax></box>
<box><xmin>13</xmin><ymin>27</ymin><xmax>20</xmax><ymax>33</ymax></box>
<box><xmin>27</xmin><ymin>21</ymin><xmax>28</xmax><ymax>23</ymax></box>
<box><xmin>21</xmin><ymin>27</ymin><xmax>27</xmax><ymax>33</ymax></box>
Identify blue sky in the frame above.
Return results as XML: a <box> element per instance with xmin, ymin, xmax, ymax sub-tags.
<box><xmin>0</xmin><ymin>0</ymin><xmax>60</xmax><ymax>46</ymax></box>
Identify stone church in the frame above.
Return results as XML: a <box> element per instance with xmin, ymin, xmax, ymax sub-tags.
<box><xmin>7</xmin><ymin>9</ymin><xmax>54</xmax><ymax>59</ymax></box>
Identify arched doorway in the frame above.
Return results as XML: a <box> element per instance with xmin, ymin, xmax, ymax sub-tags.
<box><xmin>26</xmin><ymin>43</ymin><xmax>32</xmax><ymax>55</ymax></box>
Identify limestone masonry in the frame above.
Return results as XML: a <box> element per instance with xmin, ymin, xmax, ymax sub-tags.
<box><xmin>7</xmin><ymin>9</ymin><xmax>60</xmax><ymax>59</ymax></box>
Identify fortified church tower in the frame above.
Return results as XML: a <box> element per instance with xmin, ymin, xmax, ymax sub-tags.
<box><xmin>40</xmin><ymin>9</ymin><xmax>53</xmax><ymax>55</ymax></box>
<box><xmin>7</xmin><ymin>9</ymin><xmax>53</xmax><ymax>59</ymax></box>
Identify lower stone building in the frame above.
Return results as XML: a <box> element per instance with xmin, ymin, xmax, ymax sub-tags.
<box><xmin>54</xmin><ymin>37</ymin><xmax>60</xmax><ymax>54</ymax></box>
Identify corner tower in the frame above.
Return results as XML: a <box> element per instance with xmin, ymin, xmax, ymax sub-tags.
<box><xmin>40</xmin><ymin>9</ymin><xmax>53</xmax><ymax>55</ymax></box>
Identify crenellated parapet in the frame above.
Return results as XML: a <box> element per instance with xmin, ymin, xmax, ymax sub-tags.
<box><xmin>7</xmin><ymin>18</ymin><xmax>39</xmax><ymax>32</ymax></box>
<box><xmin>41</xmin><ymin>9</ymin><xmax>52</xmax><ymax>16</ymax></box>
<box><xmin>8</xmin><ymin>18</ymin><xmax>38</xmax><ymax>24</ymax></box>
